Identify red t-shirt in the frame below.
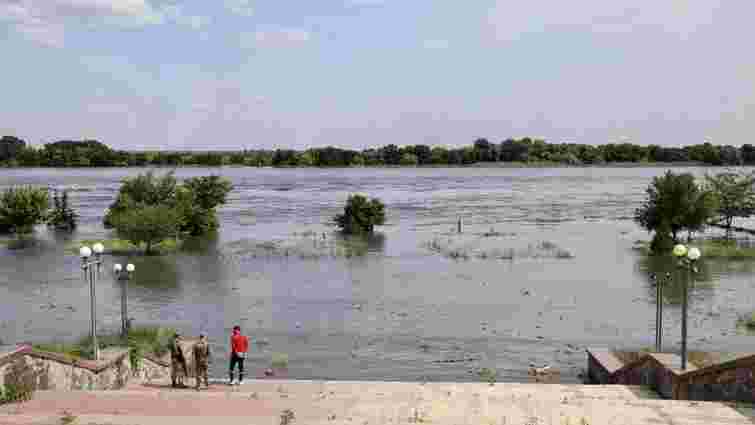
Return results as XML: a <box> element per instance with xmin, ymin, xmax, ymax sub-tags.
<box><xmin>231</xmin><ymin>334</ymin><xmax>249</xmax><ymax>354</ymax></box>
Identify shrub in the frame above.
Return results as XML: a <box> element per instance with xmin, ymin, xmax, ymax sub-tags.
<box><xmin>738</xmin><ymin>313</ymin><xmax>755</xmax><ymax>330</ymax></box>
<box><xmin>0</xmin><ymin>362</ymin><xmax>34</xmax><ymax>404</ymax></box>
<box><xmin>271</xmin><ymin>353</ymin><xmax>289</xmax><ymax>369</ymax></box>
<box><xmin>46</xmin><ymin>189</ymin><xmax>78</xmax><ymax>231</ymax></box>
<box><xmin>0</xmin><ymin>186</ymin><xmax>49</xmax><ymax>235</ymax></box>
<box><xmin>334</xmin><ymin>194</ymin><xmax>386</xmax><ymax>234</ymax></box>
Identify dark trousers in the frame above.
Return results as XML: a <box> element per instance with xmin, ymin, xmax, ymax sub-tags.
<box><xmin>229</xmin><ymin>353</ymin><xmax>245</xmax><ymax>381</ymax></box>
<box><xmin>171</xmin><ymin>358</ymin><xmax>188</xmax><ymax>386</ymax></box>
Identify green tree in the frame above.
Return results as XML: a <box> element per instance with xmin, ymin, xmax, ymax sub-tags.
<box><xmin>334</xmin><ymin>194</ymin><xmax>386</xmax><ymax>234</ymax></box>
<box><xmin>430</xmin><ymin>147</ymin><xmax>449</xmax><ymax>164</ymax></box>
<box><xmin>46</xmin><ymin>189</ymin><xmax>78</xmax><ymax>231</ymax></box>
<box><xmin>0</xmin><ymin>186</ymin><xmax>49</xmax><ymax>235</ymax></box>
<box><xmin>112</xmin><ymin>205</ymin><xmax>180</xmax><ymax>254</ymax></box>
<box><xmin>104</xmin><ymin>171</ymin><xmax>177</xmax><ymax>227</ymax></box>
<box><xmin>635</xmin><ymin>171</ymin><xmax>718</xmax><ymax>251</ymax></box>
<box><xmin>704</xmin><ymin>171</ymin><xmax>755</xmax><ymax>239</ymax></box>
<box><xmin>399</xmin><ymin>153</ymin><xmax>419</xmax><ymax>166</ymax></box>
<box><xmin>175</xmin><ymin>176</ymin><xmax>233</xmax><ymax>236</ymax></box>
<box><xmin>350</xmin><ymin>154</ymin><xmax>365</xmax><ymax>167</ymax></box>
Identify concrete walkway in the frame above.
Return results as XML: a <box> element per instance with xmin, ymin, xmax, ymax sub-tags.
<box><xmin>1</xmin><ymin>380</ymin><xmax>754</xmax><ymax>424</ymax></box>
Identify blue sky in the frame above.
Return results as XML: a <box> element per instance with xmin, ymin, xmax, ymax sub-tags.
<box><xmin>1</xmin><ymin>1</ymin><xmax>754</xmax><ymax>150</ymax></box>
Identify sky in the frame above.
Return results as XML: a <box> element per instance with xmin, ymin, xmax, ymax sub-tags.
<box><xmin>1</xmin><ymin>0</ymin><xmax>754</xmax><ymax>150</ymax></box>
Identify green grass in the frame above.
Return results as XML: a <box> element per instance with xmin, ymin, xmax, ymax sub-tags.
<box><xmin>32</xmin><ymin>326</ymin><xmax>175</xmax><ymax>361</ymax></box>
<box><xmin>700</xmin><ymin>239</ymin><xmax>755</xmax><ymax>259</ymax></box>
<box><xmin>65</xmin><ymin>238</ymin><xmax>180</xmax><ymax>255</ymax></box>
<box><xmin>634</xmin><ymin>238</ymin><xmax>755</xmax><ymax>259</ymax></box>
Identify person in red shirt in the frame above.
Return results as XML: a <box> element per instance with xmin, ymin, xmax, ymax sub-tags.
<box><xmin>229</xmin><ymin>325</ymin><xmax>249</xmax><ymax>385</ymax></box>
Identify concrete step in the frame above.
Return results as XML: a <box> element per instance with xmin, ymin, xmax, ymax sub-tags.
<box><xmin>1</xmin><ymin>382</ymin><xmax>753</xmax><ymax>425</ymax></box>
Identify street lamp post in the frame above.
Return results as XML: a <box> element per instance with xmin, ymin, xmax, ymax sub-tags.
<box><xmin>672</xmin><ymin>244</ymin><xmax>702</xmax><ymax>370</ymax></box>
<box><xmin>80</xmin><ymin>243</ymin><xmax>105</xmax><ymax>361</ymax></box>
<box><xmin>651</xmin><ymin>272</ymin><xmax>671</xmax><ymax>353</ymax></box>
<box><xmin>113</xmin><ymin>263</ymin><xmax>135</xmax><ymax>339</ymax></box>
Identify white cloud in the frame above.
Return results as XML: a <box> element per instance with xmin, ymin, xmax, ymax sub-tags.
<box><xmin>241</xmin><ymin>28</ymin><xmax>311</xmax><ymax>49</ymax></box>
<box><xmin>0</xmin><ymin>0</ymin><xmax>206</xmax><ymax>47</ymax></box>
<box><xmin>225</xmin><ymin>0</ymin><xmax>253</xmax><ymax>17</ymax></box>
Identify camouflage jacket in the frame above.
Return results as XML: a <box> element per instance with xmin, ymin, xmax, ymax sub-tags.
<box><xmin>170</xmin><ymin>339</ymin><xmax>185</xmax><ymax>362</ymax></box>
<box><xmin>194</xmin><ymin>340</ymin><xmax>211</xmax><ymax>365</ymax></box>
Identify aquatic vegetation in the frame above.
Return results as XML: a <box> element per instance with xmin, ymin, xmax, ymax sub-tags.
<box><xmin>424</xmin><ymin>236</ymin><xmax>574</xmax><ymax>261</ymax></box>
<box><xmin>477</xmin><ymin>367</ymin><xmax>497</xmax><ymax>384</ymax></box>
<box><xmin>634</xmin><ymin>238</ymin><xmax>755</xmax><ymax>259</ymax></box>
<box><xmin>65</xmin><ymin>238</ymin><xmax>179</xmax><ymax>255</ymax></box>
<box><xmin>222</xmin><ymin>232</ymin><xmax>384</xmax><ymax>261</ymax></box>
<box><xmin>737</xmin><ymin>313</ymin><xmax>755</xmax><ymax>331</ymax></box>
<box><xmin>271</xmin><ymin>353</ymin><xmax>289</xmax><ymax>369</ymax></box>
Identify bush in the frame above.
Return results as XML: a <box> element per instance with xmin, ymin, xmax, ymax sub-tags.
<box><xmin>738</xmin><ymin>313</ymin><xmax>755</xmax><ymax>330</ymax></box>
<box><xmin>46</xmin><ymin>189</ymin><xmax>78</xmax><ymax>231</ymax></box>
<box><xmin>0</xmin><ymin>361</ymin><xmax>35</xmax><ymax>404</ymax></box>
<box><xmin>334</xmin><ymin>194</ymin><xmax>386</xmax><ymax>234</ymax></box>
<box><xmin>0</xmin><ymin>186</ymin><xmax>49</xmax><ymax>234</ymax></box>
<box><xmin>112</xmin><ymin>205</ymin><xmax>180</xmax><ymax>254</ymax></box>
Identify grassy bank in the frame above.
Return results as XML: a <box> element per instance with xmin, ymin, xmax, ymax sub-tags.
<box><xmin>64</xmin><ymin>238</ymin><xmax>180</xmax><ymax>255</ymax></box>
<box><xmin>33</xmin><ymin>326</ymin><xmax>175</xmax><ymax>361</ymax></box>
<box><xmin>633</xmin><ymin>239</ymin><xmax>755</xmax><ymax>259</ymax></box>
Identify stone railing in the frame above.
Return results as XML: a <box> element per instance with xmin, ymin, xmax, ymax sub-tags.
<box><xmin>0</xmin><ymin>338</ymin><xmax>203</xmax><ymax>391</ymax></box>
<box><xmin>587</xmin><ymin>348</ymin><xmax>755</xmax><ymax>403</ymax></box>
<box><xmin>0</xmin><ymin>344</ymin><xmax>131</xmax><ymax>391</ymax></box>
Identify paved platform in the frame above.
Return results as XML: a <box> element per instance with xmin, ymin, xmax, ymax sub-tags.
<box><xmin>1</xmin><ymin>380</ymin><xmax>754</xmax><ymax>424</ymax></box>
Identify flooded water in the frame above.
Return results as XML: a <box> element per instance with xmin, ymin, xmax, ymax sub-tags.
<box><xmin>2</xmin><ymin>166</ymin><xmax>755</xmax><ymax>383</ymax></box>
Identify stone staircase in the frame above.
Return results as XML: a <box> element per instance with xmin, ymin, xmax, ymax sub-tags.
<box><xmin>1</xmin><ymin>380</ymin><xmax>754</xmax><ymax>424</ymax></box>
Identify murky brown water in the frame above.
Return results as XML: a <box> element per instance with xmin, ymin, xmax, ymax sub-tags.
<box><xmin>1</xmin><ymin>166</ymin><xmax>755</xmax><ymax>382</ymax></box>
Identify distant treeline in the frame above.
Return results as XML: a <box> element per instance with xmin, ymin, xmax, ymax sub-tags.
<box><xmin>1</xmin><ymin>135</ymin><xmax>754</xmax><ymax>167</ymax></box>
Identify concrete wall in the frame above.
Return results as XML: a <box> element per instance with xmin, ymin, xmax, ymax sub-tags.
<box><xmin>588</xmin><ymin>348</ymin><xmax>755</xmax><ymax>403</ymax></box>
<box><xmin>0</xmin><ymin>347</ymin><xmax>131</xmax><ymax>391</ymax></box>
<box><xmin>587</xmin><ymin>352</ymin><xmax>611</xmax><ymax>385</ymax></box>
<box><xmin>684</xmin><ymin>364</ymin><xmax>755</xmax><ymax>403</ymax></box>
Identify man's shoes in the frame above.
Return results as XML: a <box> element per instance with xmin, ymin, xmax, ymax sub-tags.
<box><xmin>228</xmin><ymin>379</ymin><xmax>236</xmax><ymax>386</ymax></box>
<box><xmin>237</xmin><ymin>380</ymin><xmax>243</xmax><ymax>386</ymax></box>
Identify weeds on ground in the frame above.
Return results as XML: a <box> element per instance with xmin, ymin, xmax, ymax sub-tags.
<box><xmin>59</xmin><ymin>410</ymin><xmax>77</xmax><ymax>424</ymax></box>
<box><xmin>280</xmin><ymin>409</ymin><xmax>295</xmax><ymax>425</ymax></box>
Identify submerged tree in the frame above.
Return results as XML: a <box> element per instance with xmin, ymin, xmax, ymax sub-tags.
<box><xmin>334</xmin><ymin>194</ymin><xmax>386</xmax><ymax>234</ymax></box>
<box><xmin>105</xmin><ymin>172</ymin><xmax>233</xmax><ymax>250</ymax></box>
<box><xmin>0</xmin><ymin>186</ymin><xmax>49</xmax><ymax>235</ymax></box>
<box><xmin>111</xmin><ymin>205</ymin><xmax>180</xmax><ymax>254</ymax></box>
<box><xmin>635</xmin><ymin>170</ymin><xmax>718</xmax><ymax>253</ymax></box>
<box><xmin>104</xmin><ymin>171</ymin><xmax>177</xmax><ymax>228</ymax></box>
<box><xmin>47</xmin><ymin>189</ymin><xmax>78</xmax><ymax>231</ymax></box>
<box><xmin>704</xmin><ymin>171</ymin><xmax>755</xmax><ymax>239</ymax></box>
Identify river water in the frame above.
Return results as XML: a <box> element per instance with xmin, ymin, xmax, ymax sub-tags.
<box><xmin>1</xmin><ymin>166</ymin><xmax>755</xmax><ymax>383</ymax></box>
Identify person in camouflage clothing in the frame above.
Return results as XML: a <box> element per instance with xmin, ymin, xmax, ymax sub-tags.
<box><xmin>170</xmin><ymin>332</ymin><xmax>188</xmax><ymax>388</ymax></box>
<box><xmin>194</xmin><ymin>333</ymin><xmax>211</xmax><ymax>390</ymax></box>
